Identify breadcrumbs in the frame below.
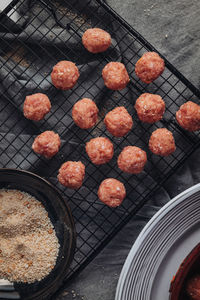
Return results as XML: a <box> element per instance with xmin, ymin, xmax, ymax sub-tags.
<box><xmin>0</xmin><ymin>189</ymin><xmax>59</xmax><ymax>283</ymax></box>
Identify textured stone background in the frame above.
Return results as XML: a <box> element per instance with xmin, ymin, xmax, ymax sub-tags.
<box><xmin>56</xmin><ymin>1</ymin><xmax>200</xmax><ymax>299</ymax></box>
<box><xmin>109</xmin><ymin>0</ymin><xmax>200</xmax><ymax>88</ymax></box>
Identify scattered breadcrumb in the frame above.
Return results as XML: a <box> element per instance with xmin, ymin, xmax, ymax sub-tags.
<box><xmin>2</xmin><ymin>45</ymin><xmax>30</xmax><ymax>68</ymax></box>
<box><xmin>54</xmin><ymin>2</ymin><xmax>91</xmax><ymax>29</ymax></box>
<box><xmin>144</xmin><ymin>3</ymin><xmax>157</xmax><ymax>16</ymax></box>
<box><xmin>0</xmin><ymin>189</ymin><xmax>59</xmax><ymax>283</ymax></box>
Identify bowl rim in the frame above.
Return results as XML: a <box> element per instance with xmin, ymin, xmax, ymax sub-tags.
<box><xmin>0</xmin><ymin>168</ymin><xmax>75</xmax><ymax>223</ymax></box>
<box><xmin>0</xmin><ymin>168</ymin><xmax>76</xmax><ymax>299</ymax></box>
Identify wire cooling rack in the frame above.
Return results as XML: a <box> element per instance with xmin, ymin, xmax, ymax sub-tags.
<box><xmin>0</xmin><ymin>0</ymin><xmax>200</xmax><ymax>286</ymax></box>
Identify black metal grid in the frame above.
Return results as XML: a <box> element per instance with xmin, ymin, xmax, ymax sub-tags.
<box><xmin>0</xmin><ymin>0</ymin><xmax>200</xmax><ymax>285</ymax></box>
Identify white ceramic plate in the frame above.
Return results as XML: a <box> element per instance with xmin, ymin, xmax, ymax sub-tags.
<box><xmin>115</xmin><ymin>183</ymin><xmax>200</xmax><ymax>300</ymax></box>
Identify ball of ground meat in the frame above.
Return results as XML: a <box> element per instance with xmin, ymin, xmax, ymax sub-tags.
<box><xmin>118</xmin><ymin>146</ymin><xmax>147</xmax><ymax>174</ymax></box>
<box><xmin>32</xmin><ymin>131</ymin><xmax>61</xmax><ymax>159</ymax></box>
<box><xmin>135</xmin><ymin>52</ymin><xmax>165</xmax><ymax>84</ymax></box>
<box><xmin>98</xmin><ymin>178</ymin><xmax>126</xmax><ymax>207</ymax></box>
<box><xmin>51</xmin><ymin>61</ymin><xmax>79</xmax><ymax>90</ymax></box>
<box><xmin>23</xmin><ymin>93</ymin><xmax>51</xmax><ymax>121</ymax></box>
<box><xmin>72</xmin><ymin>98</ymin><xmax>99</xmax><ymax>129</ymax></box>
<box><xmin>135</xmin><ymin>93</ymin><xmax>165</xmax><ymax>123</ymax></box>
<box><xmin>102</xmin><ymin>62</ymin><xmax>130</xmax><ymax>90</ymax></box>
<box><xmin>82</xmin><ymin>28</ymin><xmax>111</xmax><ymax>53</ymax></box>
<box><xmin>104</xmin><ymin>106</ymin><xmax>133</xmax><ymax>137</ymax></box>
<box><xmin>176</xmin><ymin>101</ymin><xmax>200</xmax><ymax>131</ymax></box>
<box><xmin>186</xmin><ymin>274</ymin><xmax>200</xmax><ymax>300</ymax></box>
<box><xmin>57</xmin><ymin>161</ymin><xmax>85</xmax><ymax>189</ymax></box>
<box><xmin>149</xmin><ymin>128</ymin><xmax>176</xmax><ymax>156</ymax></box>
<box><xmin>86</xmin><ymin>137</ymin><xmax>114</xmax><ymax>165</ymax></box>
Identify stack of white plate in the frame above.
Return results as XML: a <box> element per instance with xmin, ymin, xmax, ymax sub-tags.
<box><xmin>115</xmin><ymin>184</ymin><xmax>200</xmax><ymax>300</ymax></box>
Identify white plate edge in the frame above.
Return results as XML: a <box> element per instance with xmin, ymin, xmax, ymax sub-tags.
<box><xmin>115</xmin><ymin>183</ymin><xmax>200</xmax><ymax>300</ymax></box>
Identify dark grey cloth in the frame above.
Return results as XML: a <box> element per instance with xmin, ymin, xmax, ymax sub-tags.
<box><xmin>55</xmin><ymin>1</ymin><xmax>200</xmax><ymax>300</ymax></box>
<box><xmin>0</xmin><ymin>0</ymin><xmax>199</xmax><ymax>300</ymax></box>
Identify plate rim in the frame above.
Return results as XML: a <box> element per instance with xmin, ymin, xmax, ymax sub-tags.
<box><xmin>115</xmin><ymin>183</ymin><xmax>200</xmax><ymax>300</ymax></box>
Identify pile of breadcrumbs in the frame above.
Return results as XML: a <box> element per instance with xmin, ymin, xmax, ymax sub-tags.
<box><xmin>0</xmin><ymin>189</ymin><xmax>59</xmax><ymax>283</ymax></box>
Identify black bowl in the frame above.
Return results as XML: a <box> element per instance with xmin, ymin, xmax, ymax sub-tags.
<box><xmin>0</xmin><ymin>168</ymin><xmax>76</xmax><ymax>300</ymax></box>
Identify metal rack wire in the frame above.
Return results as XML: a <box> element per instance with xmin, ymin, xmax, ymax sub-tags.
<box><xmin>0</xmin><ymin>0</ymin><xmax>200</xmax><ymax>287</ymax></box>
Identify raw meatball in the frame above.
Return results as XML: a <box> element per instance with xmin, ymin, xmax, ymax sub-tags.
<box><xmin>149</xmin><ymin>128</ymin><xmax>176</xmax><ymax>156</ymax></box>
<box><xmin>118</xmin><ymin>146</ymin><xmax>147</xmax><ymax>174</ymax></box>
<box><xmin>32</xmin><ymin>131</ymin><xmax>61</xmax><ymax>159</ymax></box>
<box><xmin>102</xmin><ymin>62</ymin><xmax>130</xmax><ymax>90</ymax></box>
<box><xmin>82</xmin><ymin>28</ymin><xmax>111</xmax><ymax>53</ymax></box>
<box><xmin>57</xmin><ymin>161</ymin><xmax>85</xmax><ymax>189</ymax></box>
<box><xmin>176</xmin><ymin>101</ymin><xmax>200</xmax><ymax>131</ymax></box>
<box><xmin>104</xmin><ymin>106</ymin><xmax>133</xmax><ymax>137</ymax></box>
<box><xmin>72</xmin><ymin>98</ymin><xmax>99</xmax><ymax>129</ymax></box>
<box><xmin>135</xmin><ymin>93</ymin><xmax>165</xmax><ymax>123</ymax></box>
<box><xmin>86</xmin><ymin>137</ymin><xmax>114</xmax><ymax>165</ymax></box>
<box><xmin>135</xmin><ymin>52</ymin><xmax>165</xmax><ymax>84</ymax></box>
<box><xmin>98</xmin><ymin>178</ymin><xmax>126</xmax><ymax>207</ymax></box>
<box><xmin>23</xmin><ymin>93</ymin><xmax>51</xmax><ymax>121</ymax></box>
<box><xmin>186</xmin><ymin>274</ymin><xmax>200</xmax><ymax>300</ymax></box>
<box><xmin>51</xmin><ymin>61</ymin><xmax>79</xmax><ymax>90</ymax></box>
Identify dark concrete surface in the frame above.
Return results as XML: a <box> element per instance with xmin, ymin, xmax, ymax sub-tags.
<box><xmin>56</xmin><ymin>1</ymin><xmax>200</xmax><ymax>299</ymax></box>
<box><xmin>109</xmin><ymin>0</ymin><xmax>200</xmax><ymax>88</ymax></box>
